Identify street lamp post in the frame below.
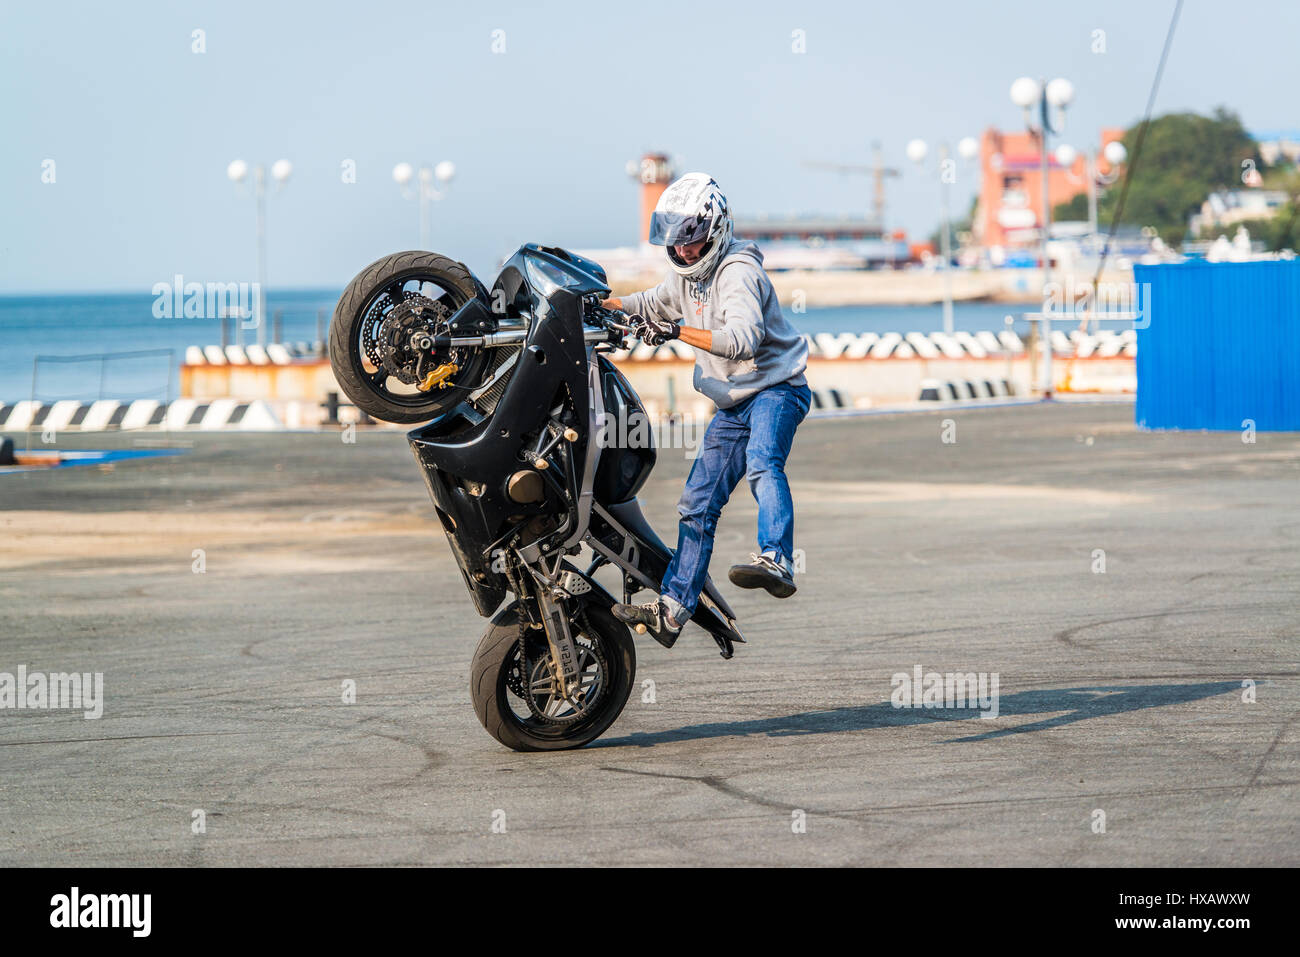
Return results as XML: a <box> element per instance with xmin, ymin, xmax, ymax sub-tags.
<box><xmin>227</xmin><ymin>158</ymin><xmax>291</xmax><ymax>348</ymax></box>
<box><xmin>1054</xmin><ymin>139</ymin><xmax>1129</xmax><ymax>332</ymax></box>
<box><xmin>1084</xmin><ymin>140</ymin><xmax>1128</xmax><ymax>243</ymax></box>
<box><xmin>1010</xmin><ymin>76</ymin><xmax>1073</xmax><ymax>398</ymax></box>
<box><xmin>1051</xmin><ymin>139</ymin><xmax>1128</xmax><ymax>249</ymax></box>
<box><xmin>906</xmin><ymin>136</ymin><xmax>978</xmax><ymax>335</ymax></box>
<box><xmin>393</xmin><ymin>161</ymin><xmax>455</xmax><ymax>250</ymax></box>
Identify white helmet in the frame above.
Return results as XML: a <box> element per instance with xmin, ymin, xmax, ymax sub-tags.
<box><xmin>648</xmin><ymin>172</ymin><xmax>733</xmax><ymax>282</ymax></box>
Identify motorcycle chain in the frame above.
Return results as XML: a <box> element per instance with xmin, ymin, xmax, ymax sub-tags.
<box><xmin>506</xmin><ymin>613</ymin><xmax>532</xmax><ymax>699</ymax></box>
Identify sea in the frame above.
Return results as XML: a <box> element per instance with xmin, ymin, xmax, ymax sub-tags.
<box><xmin>0</xmin><ymin>292</ymin><xmax>1123</xmax><ymax>403</ymax></box>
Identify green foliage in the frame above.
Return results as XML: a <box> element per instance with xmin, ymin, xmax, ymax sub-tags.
<box><xmin>1052</xmin><ymin>107</ymin><xmax>1263</xmax><ymax>245</ymax></box>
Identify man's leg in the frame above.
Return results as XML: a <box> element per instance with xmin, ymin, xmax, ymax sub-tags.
<box><xmin>658</xmin><ymin>405</ymin><xmax>750</xmax><ymax>624</ymax></box>
<box><xmin>728</xmin><ymin>382</ymin><xmax>811</xmax><ymax>596</ymax></box>
<box><xmin>746</xmin><ymin>382</ymin><xmax>811</xmax><ymax>560</ymax></box>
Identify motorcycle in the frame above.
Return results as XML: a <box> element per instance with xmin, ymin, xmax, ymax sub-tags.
<box><xmin>328</xmin><ymin>245</ymin><xmax>745</xmax><ymax>751</ymax></box>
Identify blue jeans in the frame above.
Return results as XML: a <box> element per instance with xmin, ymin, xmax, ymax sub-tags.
<box><xmin>660</xmin><ymin>380</ymin><xmax>812</xmax><ymax>622</ymax></box>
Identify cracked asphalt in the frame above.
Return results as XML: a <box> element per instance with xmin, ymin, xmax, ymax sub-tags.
<box><xmin>1</xmin><ymin>402</ymin><xmax>1297</xmax><ymax>866</ymax></box>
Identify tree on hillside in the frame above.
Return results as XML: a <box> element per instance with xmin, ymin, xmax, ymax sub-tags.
<box><xmin>1054</xmin><ymin>107</ymin><xmax>1262</xmax><ymax>245</ymax></box>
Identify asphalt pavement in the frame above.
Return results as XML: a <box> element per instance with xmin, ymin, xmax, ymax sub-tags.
<box><xmin>1</xmin><ymin>402</ymin><xmax>1296</xmax><ymax>866</ymax></box>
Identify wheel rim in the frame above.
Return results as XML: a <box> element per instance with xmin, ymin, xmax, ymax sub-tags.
<box><xmin>503</xmin><ymin>626</ymin><xmax>610</xmax><ymax>735</ymax></box>
<box><xmin>347</xmin><ymin>274</ymin><xmax>476</xmax><ymax>410</ymax></box>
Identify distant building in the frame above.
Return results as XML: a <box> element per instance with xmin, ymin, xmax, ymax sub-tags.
<box><xmin>971</xmin><ymin>126</ymin><xmax>1125</xmax><ymax>249</ymax></box>
<box><xmin>733</xmin><ymin>216</ymin><xmax>909</xmax><ymax>270</ymax></box>
<box><xmin>1253</xmin><ymin>130</ymin><xmax>1300</xmax><ymax>167</ymax></box>
<box><xmin>1189</xmin><ymin>189</ymin><xmax>1290</xmax><ymax>236</ymax></box>
<box><xmin>635</xmin><ymin>153</ymin><xmax>674</xmax><ymax>244</ymax></box>
<box><xmin>734</xmin><ymin>215</ymin><xmax>884</xmax><ymax>242</ymax></box>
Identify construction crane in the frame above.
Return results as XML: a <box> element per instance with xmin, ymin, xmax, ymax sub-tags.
<box><xmin>803</xmin><ymin>142</ymin><xmax>900</xmax><ymax>228</ymax></box>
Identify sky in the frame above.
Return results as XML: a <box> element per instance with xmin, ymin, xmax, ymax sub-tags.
<box><xmin>2</xmin><ymin>0</ymin><xmax>1297</xmax><ymax>293</ymax></box>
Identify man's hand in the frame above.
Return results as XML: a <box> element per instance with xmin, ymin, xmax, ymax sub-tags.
<box><xmin>629</xmin><ymin>314</ymin><xmax>680</xmax><ymax>346</ymax></box>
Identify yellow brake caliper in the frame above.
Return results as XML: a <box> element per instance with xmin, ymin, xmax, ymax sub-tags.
<box><xmin>416</xmin><ymin>362</ymin><xmax>459</xmax><ymax>392</ymax></box>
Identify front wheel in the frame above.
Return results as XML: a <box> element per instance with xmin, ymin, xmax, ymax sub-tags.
<box><xmin>470</xmin><ymin>602</ymin><xmax>636</xmax><ymax>751</ymax></box>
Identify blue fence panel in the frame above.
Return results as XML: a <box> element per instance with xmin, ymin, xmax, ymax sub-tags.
<box><xmin>1135</xmin><ymin>260</ymin><xmax>1300</xmax><ymax>431</ymax></box>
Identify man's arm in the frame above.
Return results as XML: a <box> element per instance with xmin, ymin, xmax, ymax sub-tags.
<box><xmin>614</xmin><ymin>263</ymin><xmax>765</xmax><ymax>359</ymax></box>
<box><xmin>603</xmin><ymin>296</ymin><xmax>713</xmax><ymax>351</ymax></box>
<box><xmin>674</xmin><ymin>325</ymin><xmax>713</xmax><ymax>351</ymax></box>
<box><xmin>603</xmin><ymin>276</ymin><xmax>679</xmax><ymax>326</ymax></box>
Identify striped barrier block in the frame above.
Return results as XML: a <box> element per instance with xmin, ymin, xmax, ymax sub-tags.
<box><xmin>843</xmin><ymin>333</ymin><xmax>877</xmax><ymax>359</ymax></box>
<box><xmin>930</xmin><ymin>332</ymin><xmax>966</xmax><ymax>359</ymax></box>
<box><xmin>0</xmin><ymin>400</ymin><xmax>281</xmax><ymax>431</ymax></box>
<box><xmin>1094</xmin><ymin>333</ymin><xmax>1125</xmax><ymax>358</ymax></box>
<box><xmin>953</xmin><ymin>331</ymin><xmax>987</xmax><ymax>359</ymax></box>
<box><xmin>904</xmin><ymin>331</ymin><xmax>940</xmax><ymax>359</ymax></box>
<box><xmin>81</xmin><ymin>400</ymin><xmax>122</xmax><ymax>431</ymax></box>
<box><xmin>809</xmin><ymin>388</ymin><xmax>849</xmax><ymax>410</ymax></box>
<box><xmin>870</xmin><ymin>333</ymin><xmax>903</xmax><ymax>358</ymax></box>
<box><xmin>813</xmin><ymin>333</ymin><xmax>846</xmax><ymax>359</ymax></box>
<box><xmin>919</xmin><ymin>378</ymin><xmax>1015</xmax><ymax>402</ymax></box>
<box><xmin>0</xmin><ymin>401</ymin><xmax>41</xmax><ymax>430</ymax></box>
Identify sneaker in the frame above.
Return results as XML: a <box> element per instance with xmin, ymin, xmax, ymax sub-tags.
<box><xmin>611</xmin><ymin>598</ymin><xmax>682</xmax><ymax>648</ymax></box>
<box><xmin>728</xmin><ymin>552</ymin><xmax>797</xmax><ymax>598</ymax></box>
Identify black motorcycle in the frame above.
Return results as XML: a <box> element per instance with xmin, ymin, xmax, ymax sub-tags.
<box><xmin>328</xmin><ymin>245</ymin><xmax>745</xmax><ymax>750</ymax></box>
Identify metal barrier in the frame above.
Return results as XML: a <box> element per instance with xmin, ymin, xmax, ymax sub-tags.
<box><xmin>1135</xmin><ymin>260</ymin><xmax>1300</xmax><ymax>431</ymax></box>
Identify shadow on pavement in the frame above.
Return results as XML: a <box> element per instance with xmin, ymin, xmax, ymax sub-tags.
<box><xmin>595</xmin><ymin>681</ymin><xmax>1242</xmax><ymax>749</ymax></box>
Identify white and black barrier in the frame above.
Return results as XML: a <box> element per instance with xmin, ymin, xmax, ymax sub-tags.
<box><xmin>918</xmin><ymin>378</ymin><xmax>1015</xmax><ymax>402</ymax></box>
<box><xmin>0</xmin><ymin>399</ymin><xmax>282</xmax><ymax>431</ymax></box>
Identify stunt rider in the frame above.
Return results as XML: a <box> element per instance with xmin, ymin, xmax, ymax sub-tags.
<box><xmin>604</xmin><ymin>172</ymin><xmax>812</xmax><ymax>646</ymax></box>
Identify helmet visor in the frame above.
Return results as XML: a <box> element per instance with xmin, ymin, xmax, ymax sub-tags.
<box><xmin>648</xmin><ymin>211</ymin><xmax>711</xmax><ymax>247</ymax></box>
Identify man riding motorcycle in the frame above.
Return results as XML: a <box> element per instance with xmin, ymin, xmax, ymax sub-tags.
<box><xmin>603</xmin><ymin>172</ymin><xmax>812</xmax><ymax>645</ymax></box>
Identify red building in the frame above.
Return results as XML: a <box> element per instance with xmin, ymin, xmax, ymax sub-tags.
<box><xmin>972</xmin><ymin>126</ymin><xmax>1125</xmax><ymax>248</ymax></box>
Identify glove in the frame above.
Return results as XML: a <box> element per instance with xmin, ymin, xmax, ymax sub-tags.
<box><xmin>630</xmin><ymin>314</ymin><xmax>680</xmax><ymax>347</ymax></box>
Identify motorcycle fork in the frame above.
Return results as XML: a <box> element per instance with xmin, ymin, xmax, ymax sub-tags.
<box><xmin>512</xmin><ymin>557</ymin><xmax>582</xmax><ymax>699</ymax></box>
<box><xmin>534</xmin><ymin>587</ymin><xmax>581</xmax><ymax>699</ymax></box>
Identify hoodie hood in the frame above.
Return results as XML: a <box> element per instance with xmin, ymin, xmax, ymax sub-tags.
<box><xmin>689</xmin><ymin>239</ymin><xmax>764</xmax><ymax>300</ymax></box>
<box><xmin>717</xmin><ymin>238</ymin><xmax>764</xmax><ymax>272</ymax></box>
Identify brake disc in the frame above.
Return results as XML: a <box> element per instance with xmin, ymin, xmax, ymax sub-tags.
<box><xmin>362</xmin><ymin>292</ymin><xmax>454</xmax><ymax>383</ymax></box>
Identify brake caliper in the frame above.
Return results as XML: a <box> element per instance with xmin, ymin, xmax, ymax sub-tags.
<box><xmin>416</xmin><ymin>362</ymin><xmax>459</xmax><ymax>392</ymax></box>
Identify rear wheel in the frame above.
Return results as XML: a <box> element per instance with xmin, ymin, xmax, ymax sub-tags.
<box><xmin>470</xmin><ymin>603</ymin><xmax>636</xmax><ymax>751</ymax></box>
<box><xmin>328</xmin><ymin>250</ymin><xmax>493</xmax><ymax>423</ymax></box>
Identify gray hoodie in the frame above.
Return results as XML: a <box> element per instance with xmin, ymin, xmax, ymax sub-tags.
<box><xmin>620</xmin><ymin>240</ymin><xmax>809</xmax><ymax>410</ymax></box>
